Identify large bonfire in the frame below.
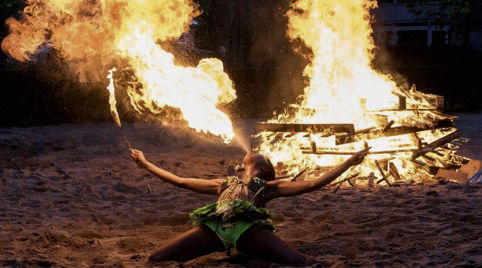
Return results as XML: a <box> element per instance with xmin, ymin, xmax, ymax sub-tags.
<box><xmin>255</xmin><ymin>0</ymin><xmax>465</xmax><ymax>185</ymax></box>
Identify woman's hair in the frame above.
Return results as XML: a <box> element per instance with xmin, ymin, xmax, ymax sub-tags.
<box><xmin>262</xmin><ymin>156</ymin><xmax>276</xmax><ymax>181</ymax></box>
<box><xmin>244</xmin><ymin>153</ymin><xmax>276</xmax><ymax>181</ymax></box>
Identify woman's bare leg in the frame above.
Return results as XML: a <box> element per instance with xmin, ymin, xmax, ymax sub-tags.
<box><xmin>149</xmin><ymin>225</ymin><xmax>225</xmax><ymax>262</ymax></box>
<box><xmin>236</xmin><ymin>226</ymin><xmax>306</xmax><ymax>265</ymax></box>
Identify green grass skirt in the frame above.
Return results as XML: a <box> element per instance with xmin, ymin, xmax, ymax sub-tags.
<box><xmin>189</xmin><ymin>199</ymin><xmax>275</xmax><ymax>232</ymax></box>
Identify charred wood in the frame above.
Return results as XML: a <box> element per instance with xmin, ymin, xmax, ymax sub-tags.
<box><xmin>389</xmin><ymin>162</ymin><xmax>402</xmax><ymax>181</ymax></box>
<box><xmin>375</xmin><ymin>160</ymin><xmax>392</xmax><ymax>187</ymax></box>
<box><xmin>333</xmin><ymin>172</ymin><xmax>360</xmax><ymax>193</ymax></box>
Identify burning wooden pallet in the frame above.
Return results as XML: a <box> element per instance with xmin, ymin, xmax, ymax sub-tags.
<box><xmin>252</xmin><ymin>91</ymin><xmax>479</xmax><ymax>186</ymax></box>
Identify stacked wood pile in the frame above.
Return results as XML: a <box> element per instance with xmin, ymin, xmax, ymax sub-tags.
<box><xmin>252</xmin><ymin>90</ymin><xmax>479</xmax><ymax>186</ymax></box>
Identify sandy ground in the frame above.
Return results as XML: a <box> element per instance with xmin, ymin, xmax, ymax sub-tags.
<box><xmin>1</xmin><ymin>113</ymin><xmax>482</xmax><ymax>268</ymax></box>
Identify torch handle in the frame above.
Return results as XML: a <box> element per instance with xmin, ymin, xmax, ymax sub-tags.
<box><xmin>116</xmin><ymin>125</ymin><xmax>152</xmax><ymax>195</ymax></box>
<box><xmin>120</xmin><ymin>128</ymin><xmax>132</xmax><ymax>149</ymax></box>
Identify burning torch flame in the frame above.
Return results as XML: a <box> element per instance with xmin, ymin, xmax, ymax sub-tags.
<box><xmin>106</xmin><ymin>67</ymin><xmax>121</xmax><ymax>128</ymax></box>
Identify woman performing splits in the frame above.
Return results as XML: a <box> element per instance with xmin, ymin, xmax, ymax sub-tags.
<box><xmin>130</xmin><ymin>148</ymin><xmax>368</xmax><ymax>265</ymax></box>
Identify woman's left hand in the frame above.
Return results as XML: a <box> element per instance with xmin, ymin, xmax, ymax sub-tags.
<box><xmin>349</xmin><ymin>148</ymin><xmax>370</xmax><ymax>166</ymax></box>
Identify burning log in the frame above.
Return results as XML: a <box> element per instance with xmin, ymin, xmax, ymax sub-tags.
<box><xmin>336</xmin><ymin>127</ymin><xmax>375</xmax><ymax>145</ymax></box>
<box><xmin>255</xmin><ymin>123</ymin><xmax>355</xmax><ymax>134</ymax></box>
<box><xmin>333</xmin><ymin>172</ymin><xmax>360</xmax><ymax>193</ymax></box>
<box><xmin>302</xmin><ymin>148</ymin><xmax>417</xmax><ymax>155</ymax></box>
<box><xmin>411</xmin><ymin>159</ymin><xmax>428</xmax><ymax>166</ymax></box>
<box><xmin>421</xmin><ymin>154</ymin><xmax>436</xmax><ymax>162</ymax></box>
<box><xmin>335</xmin><ymin>122</ymin><xmax>455</xmax><ymax>146</ymax></box>
<box><xmin>382</xmin><ymin>120</ymin><xmax>395</xmax><ymax>132</ymax></box>
<box><xmin>254</xmin><ymin>79</ymin><xmax>469</xmax><ymax>187</ymax></box>
<box><xmin>310</xmin><ymin>141</ymin><xmax>317</xmax><ymax>154</ymax></box>
<box><xmin>432</xmin><ymin>150</ymin><xmax>445</xmax><ymax>157</ymax></box>
<box><xmin>374</xmin><ymin>160</ymin><xmax>392</xmax><ymax>187</ymax></box>
<box><xmin>368</xmin><ymin>172</ymin><xmax>376</xmax><ymax>188</ymax></box>
<box><xmin>392</xmin><ymin>92</ymin><xmax>406</xmax><ymax>110</ymax></box>
<box><xmin>389</xmin><ymin>162</ymin><xmax>402</xmax><ymax>181</ymax></box>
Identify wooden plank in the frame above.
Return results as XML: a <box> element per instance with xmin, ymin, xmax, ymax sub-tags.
<box><xmin>459</xmin><ymin>164</ymin><xmax>477</xmax><ymax>179</ymax></box>
<box><xmin>427</xmin><ymin>130</ymin><xmax>461</xmax><ymax>150</ymax></box>
<box><xmin>375</xmin><ymin>160</ymin><xmax>392</xmax><ymax>187</ymax></box>
<box><xmin>468</xmin><ymin>160</ymin><xmax>481</xmax><ymax>172</ymax></box>
<box><xmin>255</xmin><ymin>123</ymin><xmax>355</xmax><ymax>134</ymax></box>
<box><xmin>399</xmin><ymin>95</ymin><xmax>407</xmax><ymax>110</ymax></box>
<box><xmin>433</xmin><ymin>169</ymin><xmax>468</xmax><ymax>183</ymax></box>
<box><xmin>336</xmin><ymin>123</ymin><xmax>455</xmax><ymax>146</ymax></box>
<box><xmin>469</xmin><ymin>171</ymin><xmax>482</xmax><ymax>184</ymax></box>
<box><xmin>477</xmin><ymin>173</ymin><xmax>482</xmax><ymax>183</ymax></box>
<box><xmin>407</xmin><ymin>93</ymin><xmax>444</xmax><ymax>111</ymax></box>
<box><xmin>389</xmin><ymin>162</ymin><xmax>402</xmax><ymax>181</ymax></box>
<box><xmin>301</xmin><ymin>148</ymin><xmax>417</xmax><ymax>155</ymax></box>
<box><xmin>435</xmin><ymin>95</ymin><xmax>444</xmax><ymax>111</ymax></box>
<box><xmin>336</xmin><ymin>126</ymin><xmax>422</xmax><ymax>145</ymax></box>
<box><xmin>367</xmin><ymin>110</ymin><xmax>455</xmax><ymax>127</ymax></box>
<box><xmin>366</xmin><ymin>113</ymin><xmax>388</xmax><ymax>127</ymax></box>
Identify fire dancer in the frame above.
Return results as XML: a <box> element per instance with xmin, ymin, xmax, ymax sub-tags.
<box><xmin>130</xmin><ymin>148</ymin><xmax>368</xmax><ymax>264</ymax></box>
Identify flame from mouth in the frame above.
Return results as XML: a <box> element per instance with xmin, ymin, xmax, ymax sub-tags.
<box><xmin>2</xmin><ymin>0</ymin><xmax>236</xmax><ymax>142</ymax></box>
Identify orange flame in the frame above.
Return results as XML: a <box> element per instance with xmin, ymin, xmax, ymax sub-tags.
<box><xmin>106</xmin><ymin>67</ymin><xmax>121</xmax><ymax>128</ymax></box>
<box><xmin>2</xmin><ymin>0</ymin><xmax>236</xmax><ymax>142</ymax></box>
<box><xmin>285</xmin><ymin>0</ymin><xmax>399</xmax><ymax>126</ymax></box>
<box><xmin>258</xmin><ymin>0</ymin><xmax>450</xmax><ymax>182</ymax></box>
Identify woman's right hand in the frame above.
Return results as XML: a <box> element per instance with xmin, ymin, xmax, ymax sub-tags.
<box><xmin>130</xmin><ymin>149</ymin><xmax>148</xmax><ymax>169</ymax></box>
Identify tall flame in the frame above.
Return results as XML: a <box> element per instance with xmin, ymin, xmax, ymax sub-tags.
<box><xmin>284</xmin><ymin>0</ymin><xmax>398</xmax><ymax>127</ymax></box>
<box><xmin>2</xmin><ymin>0</ymin><xmax>236</xmax><ymax>142</ymax></box>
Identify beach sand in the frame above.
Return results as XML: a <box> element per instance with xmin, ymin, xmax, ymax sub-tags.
<box><xmin>1</xmin><ymin>113</ymin><xmax>482</xmax><ymax>267</ymax></box>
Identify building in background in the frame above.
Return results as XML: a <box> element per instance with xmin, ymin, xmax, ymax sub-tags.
<box><xmin>372</xmin><ymin>0</ymin><xmax>482</xmax><ymax>51</ymax></box>
<box><xmin>372</xmin><ymin>0</ymin><xmax>451</xmax><ymax>47</ymax></box>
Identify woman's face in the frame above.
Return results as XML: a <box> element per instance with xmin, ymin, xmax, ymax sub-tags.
<box><xmin>243</xmin><ymin>153</ymin><xmax>275</xmax><ymax>181</ymax></box>
<box><xmin>243</xmin><ymin>153</ymin><xmax>266</xmax><ymax>168</ymax></box>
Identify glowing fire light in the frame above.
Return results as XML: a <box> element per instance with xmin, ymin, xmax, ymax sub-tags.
<box><xmin>106</xmin><ymin>67</ymin><xmax>121</xmax><ymax>128</ymax></box>
<box><xmin>2</xmin><ymin>0</ymin><xmax>236</xmax><ymax>142</ymax></box>
<box><xmin>284</xmin><ymin>0</ymin><xmax>397</xmax><ymax>126</ymax></box>
<box><xmin>257</xmin><ymin>0</ymin><xmax>453</xmax><ymax>183</ymax></box>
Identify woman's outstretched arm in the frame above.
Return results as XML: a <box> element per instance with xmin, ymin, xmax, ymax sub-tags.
<box><xmin>264</xmin><ymin>148</ymin><xmax>369</xmax><ymax>201</ymax></box>
<box><xmin>130</xmin><ymin>149</ymin><xmax>223</xmax><ymax>195</ymax></box>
